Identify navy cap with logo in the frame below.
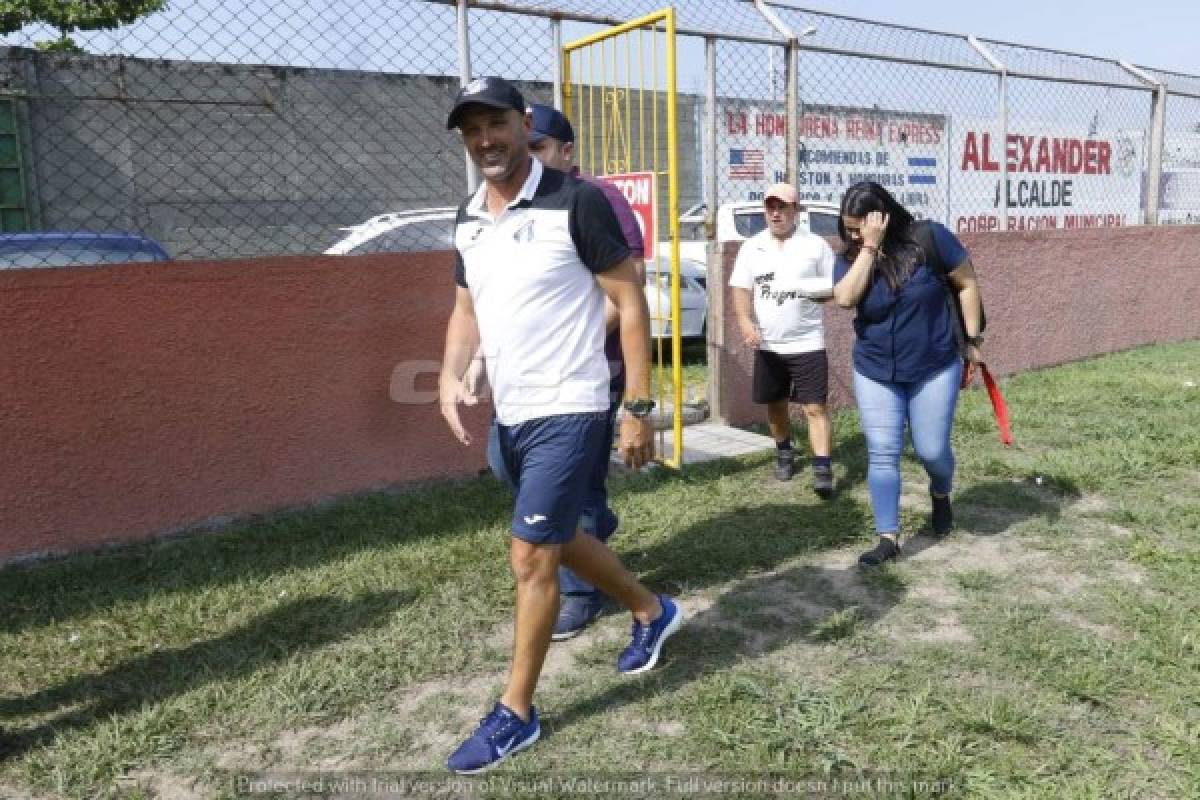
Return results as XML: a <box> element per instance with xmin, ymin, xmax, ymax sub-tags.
<box><xmin>528</xmin><ymin>103</ymin><xmax>575</xmax><ymax>144</ymax></box>
<box><xmin>446</xmin><ymin>77</ymin><xmax>527</xmax><ymax>130</ymax></box>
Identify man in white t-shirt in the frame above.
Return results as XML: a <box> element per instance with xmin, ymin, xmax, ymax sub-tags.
<box><xmin>729</xmin><ymin>182</ymin><xmax>836</xmax><ymax>496</ymax></box>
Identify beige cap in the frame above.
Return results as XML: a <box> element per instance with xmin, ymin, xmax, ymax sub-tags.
<box><xmin>763</xmin><ymin>182</ymin><xmax>798</xmax><ymax>205</ymax></box>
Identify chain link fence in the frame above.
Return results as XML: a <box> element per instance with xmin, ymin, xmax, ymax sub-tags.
<box><xmin>1156</xmin><ymin>70</ymin><xmax>1200</xmax><ymax>225</ymax></box>
<box><xmin>1</xmin><ymin>0</ymin><xmax>1195</xmax><ymax>265</ymax></box>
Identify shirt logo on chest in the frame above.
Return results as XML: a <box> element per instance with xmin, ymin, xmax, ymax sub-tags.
<box><xmin>512</xmin><ymin>219</ymin><xmax>535</xmax><ymax>243</ymax></box>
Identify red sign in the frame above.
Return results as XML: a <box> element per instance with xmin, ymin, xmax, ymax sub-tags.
<box><xmin>598</xmin><ymin>171</ymin><xmax>656</xmax><ymax>260</ymax></box>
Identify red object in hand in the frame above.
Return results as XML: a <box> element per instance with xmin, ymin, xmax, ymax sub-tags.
<box><xmin>979</xmin><ymin>364</ymin><xmax>1013</xmax><ymax>446</ymax></box>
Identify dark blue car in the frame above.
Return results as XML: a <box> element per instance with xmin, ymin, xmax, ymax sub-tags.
<box><xmin>0</xmin><ymin>232</ymin><xmax>171</xmax><ymax>269</ymax></box>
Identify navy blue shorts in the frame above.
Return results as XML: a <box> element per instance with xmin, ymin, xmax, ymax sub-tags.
<box><xmin>492</xmin><ymin>411</ymin><xmax>612</xmax><ymax>545</ymax></box>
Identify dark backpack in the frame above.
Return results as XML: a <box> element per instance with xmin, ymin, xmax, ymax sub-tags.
<box><xmin>910</xmin><ymin>220</ymin><xmax>986</xmax><ymax>352</ymax></box>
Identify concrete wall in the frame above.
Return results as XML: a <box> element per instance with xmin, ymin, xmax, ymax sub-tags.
<box><xmin>717</xmin><ymin>225</ymin><xmax>1200</xmax><ymax>427</ymax></box>
<box><xmin>0</xmin><ymin>48</ymin><xmax>704</xmax><ymax>260</ymax></box>
<box><xmin>0</xmin><ymin>251</ymin><xmax>490</xmax><ymax>562</ymax></box>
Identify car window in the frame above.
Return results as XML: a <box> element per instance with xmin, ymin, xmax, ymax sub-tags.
<box><xmin>345</xmin><ymin>218</ymin><xmax>454</xmax><ymax>255</ymax></box>
<box><xmin>733</xmin><ymin>210</ymin><xmax>767</xmax><ymax>239</ymax></box>
<box><xmin>0</xmin><ymin>244</ymin><xmax>161</xmax><ymax>268</ymax></box>
<box><xmin>806</xmin><ymin>211</ymin><xmax>841</xmax><ymax>237</ymax></box>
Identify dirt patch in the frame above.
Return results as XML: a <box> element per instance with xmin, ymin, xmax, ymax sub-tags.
<box><xmin>116</xmin><ymin>771</ymin><xmax>209</xmax><ymax>800</ymax></box>
<box><xmin>1109</xmin><ymin>561</ymin><xmax>1147</xmax><ymax>585</ymax></box>
<box><xmin>0</xmin><ymin>783</ymin><xmax>56</xmax><ymax>800</ymax></box>
<box><xmin>1050</xmin><ymin>610</ymin><xmax>1119</xmax><ymax>641</ymax></box>
<box><xmin>1072</xmin><ymin>494</ymin><xmax>1112</xmax><ymax>515</ymax></box>
<box><xmin>909</xmin><ymin>618</ymin><xmax>974</xmax><ymax>644</ymax></box>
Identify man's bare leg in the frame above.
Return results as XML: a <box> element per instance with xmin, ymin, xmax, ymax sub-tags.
<box><xmin>499</xmin><ymin>538</ymin><xmax>561</xmax><ymax>720</ymax></box>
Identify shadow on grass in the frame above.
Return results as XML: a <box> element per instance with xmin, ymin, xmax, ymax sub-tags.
<box><xmin>0</xmin><ymin>590</ymin><xmax>411</xmax><ymax>762</ymax></box>
<box><xmin>626</xmin><ymin>489</ymin><xmax>870</xmax><ymax>593</ymax></box>
<box><xmin>901</xmin><ymin>476</ymin><xmax>1082</xmax><ymax>559</ymax></box>
<box><xmin>552</xmin><ymin>507</ymin><xmax>904</xmax><ymax>732</ymax></box>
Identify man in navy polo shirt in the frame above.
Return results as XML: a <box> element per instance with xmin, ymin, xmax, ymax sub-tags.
<box><xmin>438</xmin><ymin>77</ymin><xmax>683</xmax><ymax>774</ymax></box>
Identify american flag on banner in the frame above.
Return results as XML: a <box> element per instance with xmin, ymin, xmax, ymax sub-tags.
<box><xmin>729</xmin><ymin>148</ymin><xmax>764</xmax><ymax>180</ymax></box>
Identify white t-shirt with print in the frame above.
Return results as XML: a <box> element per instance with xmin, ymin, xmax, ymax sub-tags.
<box><xmin>728</xmin><ymin>228</ymin><xmax>835</xmax><ymax>354</ymax></box>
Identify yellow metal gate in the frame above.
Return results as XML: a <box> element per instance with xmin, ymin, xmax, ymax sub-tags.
<box><xmin>563</xmin><ymin>8</ymin><xmax>685</xmax><ymax>468</ymax></box>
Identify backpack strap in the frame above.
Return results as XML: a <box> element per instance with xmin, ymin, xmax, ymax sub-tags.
<box><xmin>911</xmin><ymin>219</ymin><xmax>968</xmax><ymax>353</ymax></box>
<box><xmin>911</xmin><ymin>219</ymin><xmax>949</xmax><ymax>278</ymax></box>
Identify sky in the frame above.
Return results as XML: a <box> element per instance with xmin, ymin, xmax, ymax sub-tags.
<box><xmin>788</xmin><ymin>0</ymin><xmax>1198</xmax><ymax>76</ymax></box>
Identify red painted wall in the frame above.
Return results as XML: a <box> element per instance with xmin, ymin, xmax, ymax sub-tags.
<box><xmin>3</xmin><ymin>227</ymin><xmax>1197</xmax><ymax>563</ymax></box>
<box><xmin>0</xmin><ymin>253</ymin><xmax>489</xmax><ymax>562</ymax></box>
<box><xmin>718</xmin><ymin>225</ymin><xmax>1200</xmax><ymax>427</ymax></box>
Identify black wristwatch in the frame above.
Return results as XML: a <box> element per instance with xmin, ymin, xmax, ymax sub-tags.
<box><xmin>965</xmin><ymin>334</ymin><xmax>985</xmax><ymax>348</ymax></box>
<box><xmin>622</xmin><ymin>398</ymin><xmax>656</xmax><ymax>418</ymax></box>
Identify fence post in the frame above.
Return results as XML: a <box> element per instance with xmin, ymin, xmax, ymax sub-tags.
<box><xmin>969</xmin><ymin>36</ymin><xmax>1008</xmax><ymax>231</ymax></box>
<box><xmin>704</xmin><ymin>35</ymin><xmax>726</xmax><ymax>424</ymax></box>
<box><xmin>456</xmin><ymin>0</ymin><xmax>478</xmax><ymax>192</ymax></box>
<box><xmin>753</xmin><ymin>0</ymin><xmax>799</xmax><ymax>184</ymax></box>
<box><xmin>552</xmin><ymin>18</ymin><xmax>564</xmax><ymax>110</ymax></box>
<box><xmin>1120</xmin><ymin>60</ymin><xmax>1167</xmax><ymax>225</ymax></box>
<box><xmin>785</xmin><ymin>40</ymin><xmax>799</xmax><ymax>185</ymax></box>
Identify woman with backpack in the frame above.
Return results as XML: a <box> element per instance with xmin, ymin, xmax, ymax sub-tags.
<box><xmin>832</xmin><ymin>181</ymin><xmax>986</xmax><ymax>566</ymax></box>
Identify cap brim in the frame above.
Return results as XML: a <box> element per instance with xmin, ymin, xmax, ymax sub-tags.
<box><xmin>445</xmin><ymin>98</ymin><xmax>514</xmax><ymax>130</ymax></box>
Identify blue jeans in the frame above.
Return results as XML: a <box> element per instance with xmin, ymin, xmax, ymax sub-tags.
<box><xmin>853</xmin><ymin>359</ymin><xmax>961</xmax><ymax>534</ymax></box>
<box><xmin>487</xmin><ymin>403</ymin><xmax>619</xmax><ymax>594</ymax></box>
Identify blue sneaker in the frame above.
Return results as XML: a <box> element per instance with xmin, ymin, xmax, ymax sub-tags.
<box><xmin>618</xmin><ymin>595</ymin><xmax>683</xmax><ymax>675</ymax></box>
<box><xmin>446</xmin><ymin>703</ymin><xmax>540</xmax><ymax>774</ymax></box>
<box><xmin>552</xmin><ymin>593</ymin><xmax>606</xmax><ymax>641</ymax></box>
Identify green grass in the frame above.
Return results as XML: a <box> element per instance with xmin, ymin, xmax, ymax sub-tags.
<box><xmin>2</xmin><ymin>342</ymin><xmax>1199</xmax><ymax>798</ymax></box>
<box><xmin>651</xmin><ymin>338</ymin><xmax>709</xmax><ymax>404</ymax></box>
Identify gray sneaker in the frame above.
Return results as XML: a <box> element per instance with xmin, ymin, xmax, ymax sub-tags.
<box><xmin>774</xmin><ymin>449</ymin><xmax>795</xmax><ymax>481</ymax></box>
<box><xmin>812</xmin><ymin>464</ymin><xmax>834</xmax><ymax>498</ymax></box>
<box><xmin>552</xmin><ymin>593</ymin><xmax>606</xmax><ymax>641</ymax></box>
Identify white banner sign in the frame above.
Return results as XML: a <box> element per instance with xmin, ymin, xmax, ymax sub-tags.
<box><xmin>949</xmin><ymin>125</ymin><xmax>1143</xmax><ymax>233</ymax></box>
<box><xmin>718</xmin><ymin>102</ymin><xmax>949</xmax><ymax>219</ymax></box>
<box><xmin>1154</xmin><ymin>132</ymin><xmax>1200</xmax><ymax>224</ymax></box>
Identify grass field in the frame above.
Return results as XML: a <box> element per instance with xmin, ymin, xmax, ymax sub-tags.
<box><xmin>1</xmin><ymin>342</ymin><xmax>1198</xmax><ymax>799</ymax></box>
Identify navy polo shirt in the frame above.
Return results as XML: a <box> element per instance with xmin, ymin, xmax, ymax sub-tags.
<box><xmin>833</xmin><ymin>222</ymin><xmax>968</xmax><ymax>384</ymax></box>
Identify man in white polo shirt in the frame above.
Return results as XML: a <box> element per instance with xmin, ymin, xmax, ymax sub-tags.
<box><xmin>730</xmin><ymin>182</ymin><xmax>837</xmax><ymax>497</ymax></box>
<box><xmin>437</xmin><ymin>77</ymin><xmax>683</xmax><ymax>774</ymax></box>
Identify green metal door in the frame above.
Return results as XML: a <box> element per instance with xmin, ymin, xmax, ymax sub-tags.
<box><xmin>0</xmin><ymin>99</ymin><xmax>29</xmax><ymax>232</ymax></box>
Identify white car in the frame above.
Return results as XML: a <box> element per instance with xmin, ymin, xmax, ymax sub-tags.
<box><xmin>661</xmin><ymin>201</ymin><xmax>842</xmax><ymax>270</ymax></box>
<box><xmin>644</xmin><ymin>257</ymin><xmax>708</xmax><ymax>340</ymax></box>
<box><xmin>324</xmin><ymin>208</ymin><xmax>457</xmax><ymax>255</ymax></box>
<box><xmin>326</xmin><ymin>208</ymin><xmax>707</xmax><ymax>339</ymax></box>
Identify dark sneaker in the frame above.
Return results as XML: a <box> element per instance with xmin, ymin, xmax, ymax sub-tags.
<box><xmin>774</xmin><ymin>449</ymin><xmax>795</xmax><ymax>481</ymax></box>
<box><xmin>812</xmin><ymin>464</ymin><xmax>834</xmax><ymax>499</ymax></box>
<box><xmin>858</xmin><ymin>537</ymin><xmax>901</xmax><ymax>567</ymax></box>
<box><xmin>931</xmin><ymin>493</ymin><xmax>953</xmax><ymax>537</ymax></box>
<box><xmin>552</xmin><ymin>593</ymin><xmax>606</xmax><ymax>641</ymax></box>
<box><xmin>618</xmin><ymin>595</ymin><xmax>683</xmax><ymax>675</ymax></box>
<box><xmin>447</xmin><ymin>703</ymin><xmax>540</xmax><ymax>774</ymax></box>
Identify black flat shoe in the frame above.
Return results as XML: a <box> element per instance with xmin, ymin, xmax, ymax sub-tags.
<box><xmin>858</xmin><ymin>537</ymin><xmax>900</xmax><ymax>567</ymax></box>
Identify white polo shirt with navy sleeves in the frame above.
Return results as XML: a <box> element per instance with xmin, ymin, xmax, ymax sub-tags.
<box><xmin>453</xmin><ymin>158</ymin><xmax>631</xmax><ymax>426</ymax></box>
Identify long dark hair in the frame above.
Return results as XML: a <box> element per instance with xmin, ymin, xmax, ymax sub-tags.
<box><xmin>838</xmin><ymin>181</ymin><xmax>923</xmax><ymax>291</ymax></box>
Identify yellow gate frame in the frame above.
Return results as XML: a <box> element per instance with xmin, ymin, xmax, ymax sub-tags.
<box><xmin>563</xmin><ymin>8</ymin><xmax>684</xmax><ymax>468</ymax></box>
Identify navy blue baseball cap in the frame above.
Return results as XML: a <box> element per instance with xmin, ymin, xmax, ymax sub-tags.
<box><xmin>446</xmin><ymin>77</ymin><xmax>527</xmax><ymax>129</ymax></box>
<box><xmin>528</xmin><ymin>103</ymin><xmax>575</xmax><ymax>144</ymax></box>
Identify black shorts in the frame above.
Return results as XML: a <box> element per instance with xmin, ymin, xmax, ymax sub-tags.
<box><xmin>752</xmin><ymin>349</ymin><xmax>829</xmax><ymax>405</ymax></box>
